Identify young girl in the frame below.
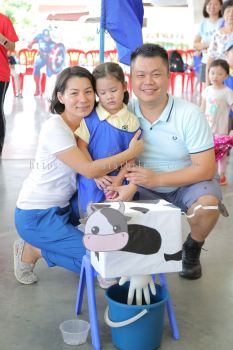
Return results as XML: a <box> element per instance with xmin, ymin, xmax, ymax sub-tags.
<box><xmin>201</xmin><ymin>59</ymin><xmax>233</xmax><ymax>185</ymax></box>
<box><xmin>76</xmin><ymin>62</ymin><xmax>140</xmax><ymax>212</ymax></box>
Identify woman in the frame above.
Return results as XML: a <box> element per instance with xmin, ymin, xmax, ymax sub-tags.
<box><xmin>0</xmin><ymin>12</ymin><xmax>19</xmax><ymax>156</ymax></box>
<box><xmin>14</xmin><ymin>66</ymin><xmax>143</xmax><ymax>285</ymax></box>
<box><xmin>206</xmin><ymin>0</ymin><xmax>233</xmax><ymax>84</ymax></box>
<box><xmin>193</xmin><ymin>0</ymin><xmax>223</xmax><ymax>86</ymax></box>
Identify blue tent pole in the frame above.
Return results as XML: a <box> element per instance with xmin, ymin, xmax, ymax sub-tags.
<box><xmin>100</xmin><ymin>0</ymin><xmax>105</xmax><ymax>63</ymax></box>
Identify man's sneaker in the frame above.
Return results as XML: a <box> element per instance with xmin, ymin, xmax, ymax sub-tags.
<box><xmin>97</xmin><ymin>275</ymin><xmax>118</xmax><ymax>289</ymax></box>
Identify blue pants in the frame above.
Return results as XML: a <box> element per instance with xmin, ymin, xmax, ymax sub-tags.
<box><xmin>15</xmin><ymin>204</ymin><xmax>86</xmax><ymax>273</ymax></box>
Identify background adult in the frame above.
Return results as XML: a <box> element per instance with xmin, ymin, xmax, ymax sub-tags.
<box><xmin>0</xmin><ymin>12</ymin><xmax>18</xmax><ymax>156</ymax></box>
<box><xmin>14</xmin><ymin>66</ymin><xmax>143</xmax><ymax>285</ymax></box>
<box><xmin>193</xmin><ymin>0</ymin><xmax>223</xmax><ymax>86</ymax></box>
<box><xmin>108</xmin><ymin>43</ymin><xmax>222</xmax><ymax>280</ymax></box>
<box><xmin>206</xmin><ymin>0</ymin><xmax>233</xmax><ymax>84</ymax></box>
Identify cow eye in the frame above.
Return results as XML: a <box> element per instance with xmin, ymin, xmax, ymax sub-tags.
<box><xmin>113</xmin><ymin>225</ymin><xmax>121</xmax><ymax>233</ymax></box>
<box><xmin>91</xmin><ymin>226</ymin><xmax>99</xmax><ymax>234</ymax></box>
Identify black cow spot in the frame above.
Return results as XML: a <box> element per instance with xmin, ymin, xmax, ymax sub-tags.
<box><xmin>130</xmin><ymin>207</ymin><xmax>149</xmax><ymax>214</ymax></box>
<box><xmin>164</xmin><ymin>250</ymin><xmax>182</xmax><ymax>261</ymax></box>
<box><xmin>121</xmin><ymin>224</ymin><xmax>161</xmax><ymax>255</ymax></box>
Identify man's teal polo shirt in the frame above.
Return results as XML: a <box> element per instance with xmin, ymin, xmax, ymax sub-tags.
<box><xmin>129</xmin><ymin>94</ymin><xmax>214</xmax><ymax>193</ymax></box>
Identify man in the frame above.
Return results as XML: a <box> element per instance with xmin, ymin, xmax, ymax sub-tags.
<box><xmin>108</xmin><ymin>43</ymin><xmax>223</xmax><ymax>280</ymax></box>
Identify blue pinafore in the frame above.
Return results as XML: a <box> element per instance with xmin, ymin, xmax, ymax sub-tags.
<box><xmin>78</xmin><ymin>109</ymin><xmax>139</xmax><ymax>212</ymax></box>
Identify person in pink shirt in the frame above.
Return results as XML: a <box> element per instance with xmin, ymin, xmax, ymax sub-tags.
<box><xmin>0</xmin><ymin>12</ymin><xmax>19</xmax><ymax>156</ymax></box>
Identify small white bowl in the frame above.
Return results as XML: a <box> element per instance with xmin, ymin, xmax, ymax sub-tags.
<box><xmin>59</xmin><ymin>319</ymin><xmax>90</xmax><ymax>346</ymax></box>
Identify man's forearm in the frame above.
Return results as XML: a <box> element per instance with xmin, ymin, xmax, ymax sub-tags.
<box><xmin>152</xmin><ymin>163</ymin><xmax>216</xmax><ymax>188</ymax></box>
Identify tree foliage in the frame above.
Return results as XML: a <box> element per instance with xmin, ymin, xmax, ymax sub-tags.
<box><xmin>0</xmin><ymin>0</ymin><xmax>32</xmax><ymax>24</ymax></box>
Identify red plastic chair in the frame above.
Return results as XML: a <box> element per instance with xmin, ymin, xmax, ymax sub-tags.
<box><xmin>168</xmin><ymin>49</ymin><xmax>187</xmax><ymax>95</ymax></box>
<box><xmin>66</xmin><ymin>49</ymin><xmax>86</xmax><ymax>67</ymax></box>
<box><xmin>184</xmin><ymin>49</ymin><xmax>197</xmax><ymax>95</ymax></box>
<box><xmin>18</xmin><ymin>48</ymin><xmax>47</xmax><ymax>96</ymax></box>
<box><xmin>85</xmin><ymin>50</ymin><xmax>100</xmax><ymax>69</ymax></box>
<box><xmin>104</xmin><ymin>49</ymin><xmax>118</xmax><ymax>62</ymax></box>
<box><xmin>18</xmin><ymin>48</ymin><xmax>37</xmax><ymax>93</ymax></box>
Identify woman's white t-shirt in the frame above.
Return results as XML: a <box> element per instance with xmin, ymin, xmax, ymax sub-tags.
<box><xmin>17</xmin><ymin>115</ymin><xmax>77</xmax><ymax>210</ymax></box>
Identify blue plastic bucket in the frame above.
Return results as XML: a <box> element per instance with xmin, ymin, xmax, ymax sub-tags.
<box><xmin>104</xmin><ymin>282</ymin><xmax>168</xmax><ymax>350</ymax></box>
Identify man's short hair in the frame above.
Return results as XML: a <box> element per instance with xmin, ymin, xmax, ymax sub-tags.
<box><xmin>131</xmin><ymin>43</ymin><xmax>169</xmax><ymax>72</ymax></box>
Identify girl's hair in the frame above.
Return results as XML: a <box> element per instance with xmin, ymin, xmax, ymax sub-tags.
<box><xmin>203</xmin><ymin>0</ymin><xmax>223</xmax><ymax>18</ymax></box>
<box><xmin>221</xmin><ymin>0</ymin><xmax>233</xmax><ymax>16</ymax></box>
<box><xmin>209</xmin><ymin>58</ymin><xmax>230</xmax><ymax>74</ymax></box>
<box><xmin>49</xmin><ymin>66</ymin><xmax>96</xmax><ymax>114</ymax></box>
<box><xmin>92</xmin><ymin>62</ymin><xmax>129</xmax><ymax>104</ymax></box>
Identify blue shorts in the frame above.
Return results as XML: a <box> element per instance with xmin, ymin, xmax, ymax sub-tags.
<box><xmin>15</xmin><ymin>205</ymin><xmax>86</xmax><ymax>273</ymax></box>
<box><xmin>137</xmin><ymin>177</ymin><xmax>222</xmax><ymax>213</ymax></box>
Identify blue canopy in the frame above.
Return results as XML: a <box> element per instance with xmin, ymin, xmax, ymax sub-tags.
<box><xmin>101</xmin><ymin>0</ymin><xmax>144</xmax><ymax>65</ymax></box>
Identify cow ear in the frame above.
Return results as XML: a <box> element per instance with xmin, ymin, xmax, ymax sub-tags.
<box><xmin>78</xmin><ymin>223</ymin><xmax>85</xmax><ymax>232</ymax></box>
<box><xmin>86</xmin><ymin>202</ymin><xmax>97</xmax><ymax>216</ymax></box>
<box><xmin>79</xmin><ymin>217</ymin><xmax>88</xmax><ymax>225</ymax></box>
<box><xmin>118</xmin><ymin>201</ymin><xmax>125</xmax><ymax>214</ymax></box>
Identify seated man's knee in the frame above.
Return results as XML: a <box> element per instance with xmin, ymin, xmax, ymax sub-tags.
<box><xmin>187</xmin><ymin>195</ymin><xmax>220</xmax><ymax>221</ymax></box>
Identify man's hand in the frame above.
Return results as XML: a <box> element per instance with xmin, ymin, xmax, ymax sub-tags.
<box><xmin>125</xmin><ymin>166</ymin><xmax>158</xmax><ymax>188</ymax></box>
<box><xmin>119</xmin><ymin>275</ymin><xmax>156</xmax><ymax>305</ymax></box>
<box><xmin>105</xmin><ymin>183</ymin><xmax>137</xmax><ymax>202</ymax></box>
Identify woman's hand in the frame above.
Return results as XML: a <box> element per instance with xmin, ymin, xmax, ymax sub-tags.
<box><xmin>128</xmin><ymin>130</ymin><xmax>144</xmax><ymax>158</ymax></box>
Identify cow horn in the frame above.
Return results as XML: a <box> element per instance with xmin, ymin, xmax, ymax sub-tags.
<box><xmin>86</xmin><ymin>202</ymin><xmax>97</xmax><ymax>216</ymax></box>
<box><xmin>118</xmin><ymin>201</ymin><xmax>125</xmax><ymax>214</ymax></box>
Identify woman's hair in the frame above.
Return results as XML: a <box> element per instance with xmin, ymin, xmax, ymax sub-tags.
<box><xmin>203</xmin><ymin>0</ymin><xmax>223</xmax><ymax>18</ymax></box>
<box><xmin>131</xmin><ymin>43</ymin><xmax>169</xmax><ymax>72</ymax></box>
<box><xmin>92</xmin><ymin>62</ymin><xmax>129</xmax><ymax>104</ymax></box>
<box><xmin>221</xmin><ymin>0</ymin><xmax>233</xmax><ymax>16</ymax></box>
<box><xmin>209</xmin><ymin>58</ymin><xmax>230</xmax><ymax>75</ymax></box>
<box><xmin>49</xmin><ymin>66</ymin><xmax>96</xmax><ymax>114</ymax></box>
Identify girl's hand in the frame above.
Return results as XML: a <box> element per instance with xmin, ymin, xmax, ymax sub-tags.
<box><xmin>94</xmin><ymin>176</ymin><xmax>112</xmax><ymax>190</ymax></box>
<box><xmin>105</xmin><ymin>183</ymin><xmax>138</xmax><ymax>202</ymax></box>
<box><xmin>128</xmin><ymin>130</ymin><xmax>144</xmax><ymax>158</ymax></box>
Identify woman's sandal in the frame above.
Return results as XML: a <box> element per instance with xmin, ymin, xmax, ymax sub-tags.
<box><xmin>13</xmin><ymin>239</ymin><xmax>38</xmax><ymax>285</ymax></box>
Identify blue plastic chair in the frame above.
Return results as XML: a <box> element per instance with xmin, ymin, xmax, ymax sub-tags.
<box><xmin>76</xmin><ymin>253</ymin><xmax>180</xmax><ymax>350</ymax></box>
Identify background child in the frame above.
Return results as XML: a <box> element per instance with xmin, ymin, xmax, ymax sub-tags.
<box><xmin>201</xmin><ymin>58</ymin><xmax>233</xmax><ymax>185</ymax></box>
<box><xmin>75</xmin><ymin>62</ymin><xmax>140</xmax><ymax>213</ymax></box>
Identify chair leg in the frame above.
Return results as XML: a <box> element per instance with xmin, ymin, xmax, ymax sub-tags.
<box><xmin>76</xmin><ymin>255</ymin><xmax>101</xmax><ymax>350</ymax></box>
<box><xmin>84</xmin><ymin>256</ymin><xmax>101</xmax><ymax>350</ymax></box>
<box><xmin>159</xmin><ymin>273</ymin><xmax>180</xmax><ymax>340</ymax></box>
<box><xmin>76</xmin><ymin>258</ymin><xmax>86</xmax><ymax>315</ymax></box>
<box><xmin>11</xmin><ymin>76</ymin><xmax>16</xmax><ymax>96</ymax></box>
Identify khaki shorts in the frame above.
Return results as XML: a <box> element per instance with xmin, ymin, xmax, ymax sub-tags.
<box><xmin>137</xmin><ymin>176</ymin><xmax>222</xmax><ymax>213</ymax></box>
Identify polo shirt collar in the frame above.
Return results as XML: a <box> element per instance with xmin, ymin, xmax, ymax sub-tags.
<box><xmin>135</xmin><ymin>94</ymin><xmax>174</xmax><ymax>123</ymax></box>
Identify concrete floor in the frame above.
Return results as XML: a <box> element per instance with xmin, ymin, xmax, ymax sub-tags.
<box><xmin>1</xmin><ymin>85</ymin><xmax>233</xmax><ymax>350</ymax></box>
